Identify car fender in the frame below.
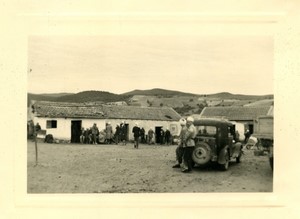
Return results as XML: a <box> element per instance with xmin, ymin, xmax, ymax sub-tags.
<box><xmin>218</xmin><ymin>146</ymin><xmax>229</xmax><ymax>164</ymax></box>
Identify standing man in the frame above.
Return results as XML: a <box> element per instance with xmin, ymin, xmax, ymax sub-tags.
<box><xmin>91</xmin><ymin>123</ymin><xmax>99</xmax><ymax>145</ymax></box>
<box><xmin>120</xmin><ymin>121</ymin><xmax>127</xmax><ymax>145</ymax></box>
<box><xmin>105</xmin><ymin>122</ymin><xmax>113</xmax><ymax>144</ymax></box>
<box><xmin>140</xmin><ymin>127</ymin><xmax>145</xmax><ymax>144</ymax></box>
<box><xmin>115</xmin><ymin>124</ymin><xmax>120</xmax><ymax>144</ymax></box>
<box><xmin>181</xmin><ymin>117</ymin><xmax>196</xmax><ymax>173</ymax></box>
<box><xmin>132</xmin><ymin>123</ymin><xmax>140</xmax><ymax>149</ymax></box>
<box><xmin>165</xmin><ymin>128</ymin><xmax>171</xmax><ymax>145</ymax></box>
<box><xmin>35</xmin><ymin>122</ymin><xmax>41</xmax><ymax>133</ymax></box>
<box><xmin>148</xmin><ymin>128</ymin><xmax>154</xmax><ymax>145</ymax></box>
<box><xmin>172</xmin><ymin>118</ymin><xmax>187</xmax><ymax>168</ymax></box>
<box><xmin>244</xmin><ymin>129</ymin><xmax>251</xmax><ymax>143</ymax></box>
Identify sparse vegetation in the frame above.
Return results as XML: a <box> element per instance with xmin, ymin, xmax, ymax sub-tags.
<box><xmin>28</xmin><ymin>89</ymin><xmax>273</xmax><ymax>116</ymax></box>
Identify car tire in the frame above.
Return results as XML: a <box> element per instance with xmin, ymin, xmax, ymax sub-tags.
<box><xmin>192</xmin><ymin>142</ymin><xmax>211</xmax><ymax>166</ymax></box>
<box><xmin>220</xmin><ymin>150</ymin><xmax>229</xmax><ymax>171</ymax></box>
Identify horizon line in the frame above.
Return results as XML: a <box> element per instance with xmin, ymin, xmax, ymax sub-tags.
<box><xmin>27</xmin><ymin>88</ymin><xmax>274</xmax><ymax>96</ymax></box>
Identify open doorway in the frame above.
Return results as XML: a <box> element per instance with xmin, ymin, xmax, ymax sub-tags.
<box><xmin>71</xmin><ymin>120</ymin><xmax>82</xmax><ymax>143</ymax></box>
<box><xmin>248</xmin><ymin>124</ymin><xmax>254</xmax><ymax>135</ymax></box>
<box><xmin>155</xmin><ymin>126</ymin><xmax>162</xmax><ymax>144</ymax></box>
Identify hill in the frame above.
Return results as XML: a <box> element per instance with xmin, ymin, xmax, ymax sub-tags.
<box><xmin>122</xmin><ymin>88</ymin><xmax>198</xmax><ymax>97</ymax></box>
<box><xmin>28</xmin><ymin>89</ymin><xmax>273</xmax><ymax>116</ymax></box>
<box><xmin>39</xmin><ymin>92</ymin><xmax>74</xmax><ymax>97</ymax></box>
<box><xmin>207</xmin><ymin>92</ymin><xmax>273</xmax><ymax>100</ymax></box>
<box><xmin>28</xmin><ymin>91</ymin><xmax>131</xmax><ymax>106</ymax></box>
<box><xmin>28</xmin><ymin>93</ymin><xmax>57</xmax><ymax>106</ymax></box>
<box><xmin>56</xmin><ymin>90</ymin><xmax>129</xmax><ymax>103</ymax></box>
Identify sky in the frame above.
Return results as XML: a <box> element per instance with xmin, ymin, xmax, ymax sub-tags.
<box><xmin>28</xmin><ymin>36</ymin><xmax>273</xmax><ymax>95</ymax></box>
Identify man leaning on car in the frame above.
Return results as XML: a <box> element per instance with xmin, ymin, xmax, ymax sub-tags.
<box><xmin>181</xmin><ymin>116</ymin><xmax>197</xmax><ymax>173</ymax></box>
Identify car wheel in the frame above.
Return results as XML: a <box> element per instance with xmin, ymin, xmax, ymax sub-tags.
<box><xmin>220</xmin><ymin>150</ymin><xmax>229</xmax><ymax>171</ymax></box>
<box><xmin>192</xmin><ymin>142</ymin><xmax>211</xmax><ymax>166</ymax></box>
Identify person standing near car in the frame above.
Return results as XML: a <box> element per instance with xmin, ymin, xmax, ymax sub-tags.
<box><xmin>172</xmin><ymin>118</ymin><xmax>187</xmax><ymax>168</ymax></box>
<box><xmin>181</xmin><ymin>116</ymin><xmax>197</xmax><ymax>173</ymax></box>
<box><xmin>132</xmin><ymin>123</ymin><xmax>140</xmax><ymax>149</ymax></box>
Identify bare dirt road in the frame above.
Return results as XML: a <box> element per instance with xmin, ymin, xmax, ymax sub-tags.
<box><xmin>27</xmin><ymin>140</ymin><xmax>273</xmax><ymax>193</ymax></box>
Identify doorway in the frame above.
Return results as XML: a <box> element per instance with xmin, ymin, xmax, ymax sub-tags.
<box><xmin>248</xmin><ymin>124</ymin><xmax>254</xmax><ymax>134</ymax></box>
<box><xmin>71</xmin><ymin>120</ymin><xmax>82</xmax><ymax>143</ymax></box>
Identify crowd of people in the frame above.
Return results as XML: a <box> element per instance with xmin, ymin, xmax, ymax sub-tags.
<box><xmin>78</xmin><ymin>122</ymin><xmax>173</xmax><ymax>147</ymax></box>
<box><xmin>79</xmin><ymin>122</ymin><xmax>128</xmax><ymax>145</ymax></box>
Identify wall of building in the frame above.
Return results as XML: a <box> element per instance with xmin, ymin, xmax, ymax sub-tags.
<box><xmin>34</xmin><ymin>117</ymin><xmax>180</xmax><ymax>141</ymax></box>
<box><xmin>33</xmin><ymin>117</ymin><xmax>106</xmax><ymax>140</ymax></box>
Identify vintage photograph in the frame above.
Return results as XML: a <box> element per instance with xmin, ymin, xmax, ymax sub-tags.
<box><xmin>27</xmin><ymin>35</ymin><xmax>273</xmax><ymax>193</ymax></box>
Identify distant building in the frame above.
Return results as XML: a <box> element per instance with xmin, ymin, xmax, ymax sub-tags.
<box><xmin>105</xmin><ymin>101</ymin><xmax>127</xmax><ymax>106</ymax></box>
<box><xmin>29</xmin><ymin>101</ymin><xmax>181</xmax><ymax>143</ymax></box>
<box><xmin>199</xmin><ymin>106</ymin><xmax>273</xmax><ymax>134</ymax></box>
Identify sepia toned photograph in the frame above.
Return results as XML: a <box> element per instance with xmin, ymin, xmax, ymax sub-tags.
<box><xmin>27</xmin><ymin>35</ymin><xmax>273</xmax><ymax>193</ymax></box>
<box><xmin>3</xmin><ymin>0</ymin><xmax>300</xmax><ymax>218</ymax></box>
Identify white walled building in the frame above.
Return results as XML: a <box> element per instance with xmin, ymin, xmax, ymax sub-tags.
<box><xmin>30</xmin><ymin>101</ymin><xmax>182</xmax><ymax>143</ymax></box>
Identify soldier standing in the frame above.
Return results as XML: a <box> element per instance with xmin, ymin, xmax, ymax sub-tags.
<box><xmin>132</xmin><ymin>123</ymin><xmax>140</xmax><ymax>149</ymax></box>
<box><xmin>181</xmin><ymin>117</ymin><xmax>196</xmax><ymax>173</ymax></box>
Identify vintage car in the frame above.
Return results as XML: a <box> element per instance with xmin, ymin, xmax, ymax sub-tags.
<box><xmin>192</xmin><ymin>118</ymin><xmax>243</xmax><ymax>170</ymax></box>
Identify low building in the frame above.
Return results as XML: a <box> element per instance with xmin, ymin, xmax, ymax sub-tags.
<box><xmin>199</xmin><ymin>106</ymin><xmax>273</xmax><ymax>135</ymax></box>
<box><xmin>29</xmin><ymin>101</ymin><xmax>182</xmax><ymax>143</ymax></box>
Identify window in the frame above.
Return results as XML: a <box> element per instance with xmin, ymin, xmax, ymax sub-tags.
<box><xmin>46</xmin><ymin>120</ymin><xmax>57</xmax><ymax>129</ymax></box>
<box><xmin>195</xmin><ymin>126</ymin><xmax>217</xmax><ymax>136</ymax></box>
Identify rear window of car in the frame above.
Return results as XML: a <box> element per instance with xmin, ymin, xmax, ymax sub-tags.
<box><xmin>195</xmin><ymin>126</ymin><xmax>217</xmax><ymax>136</ymax></box>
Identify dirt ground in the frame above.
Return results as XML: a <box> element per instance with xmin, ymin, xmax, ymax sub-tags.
<box><xmin>27</xmin><ymin>140</ymin><xmax>273</xmax><ymax>193</ymax></box>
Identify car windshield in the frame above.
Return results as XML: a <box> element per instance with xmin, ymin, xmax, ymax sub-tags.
<box><xmin>195</xmin><ymin>125</ymin><xmax>217</xmax><ymax>136</ymax></box>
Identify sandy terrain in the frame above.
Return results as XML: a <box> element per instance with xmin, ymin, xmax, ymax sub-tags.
<box><xmin>27</xmin><ymin>140</ymin><xmax>272</xmax><ymax>193</ymax></box>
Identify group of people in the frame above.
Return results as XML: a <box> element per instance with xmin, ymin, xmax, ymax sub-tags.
<box><xmin>172</xmin><ymin>116</ymin><xmax>197</xmax><ymax>173</ymax></box>
<box><xmin>158</xmin><ymin>128</ymin><xmax>172</xmax><ymax>145</ymax></box>
<box><xmin>80</xmin><ymin>122</ymin><xmax>128</xmax><ymax>145</ymax></box>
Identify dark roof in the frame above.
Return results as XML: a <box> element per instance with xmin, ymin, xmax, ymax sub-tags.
<box><xmin>32</xmin><ymin>101</ymin><xmax>181</xmax><ymax>121</ymax></box>
<box><xmin>200</xmin><ymin>106</ymin><xmax>271</xmax><ymax>121</ymax></box>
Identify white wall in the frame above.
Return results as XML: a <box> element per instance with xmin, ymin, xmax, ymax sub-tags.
<box><xmin>33</xmin><ymin>117</ymin><xmax>180</xmax><ymax>141</ymax></box>
<box><xmin>231</xmin><ymin>121</ymin><xmax>245</xmax><ymax>141</ymax></box>
<box><xmin>33</xmin><ymin>117</ymin><xmax>106</xmax><ymax>140</ymax></box>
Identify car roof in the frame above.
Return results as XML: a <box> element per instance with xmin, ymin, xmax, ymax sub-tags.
<box><xmin>194</xmin><ymin>118</ymin><xmax>233</xmax><ymax>127</ymax></box>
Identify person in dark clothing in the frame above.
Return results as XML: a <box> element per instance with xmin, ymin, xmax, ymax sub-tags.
<box><xmin>140</xmin><ymin>127</ymin><xmax>145</xmax><ymax>144</ymax></box>
<box><xmin>33</xmin><ymin>122</ymin><xmax>41</xmax><ymax>141</ymax></box>
<box><xmin>115</xmin><ymin>124</ymin><xmax>120</xmax><ymax>144</ymax></box>
<box><xmin>35</xmin><ymin>122</ymin><xmax>41</xmax><ymax>133</ymax></box>
<box><xmin>160</xmin><ymin>128</ymin><xmax>165</xmax><ymax>145</ymax></box>
<box><xmin>164</xmin><ymin>128</ymin><xmax>171</xmax><ymax>145</ymax></box>
<box><xmin>132</xmin><ymin>123</ymin><xmax>140</xmax><ymax>149</ymax></box>
<box><xmin>120</xmin><ymin>121</ymin><xmax>127</xmax><ymax>145</ymax></box>
<box><xmin>244</xmin><ymin>129</ymin><xmax>251</xmax><ymax>143</ymax></box>
<box><xmin>91</xmin><ymin>123</ymin><xmax>99</xmax><ymax>144</ymax></box>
